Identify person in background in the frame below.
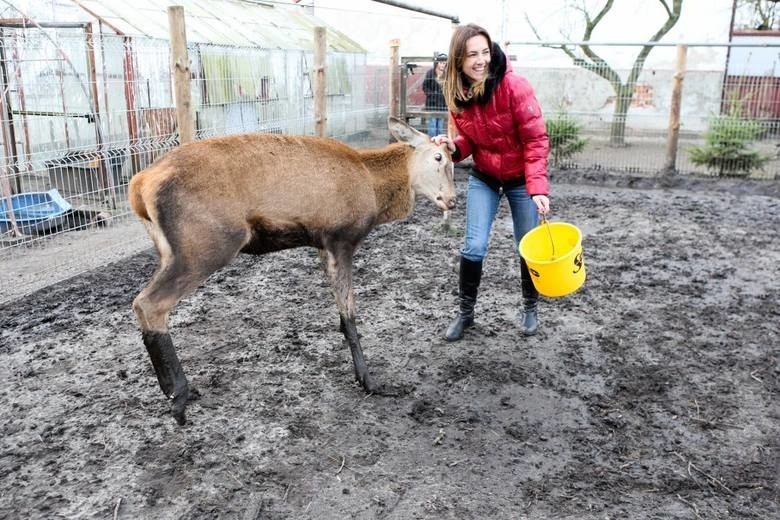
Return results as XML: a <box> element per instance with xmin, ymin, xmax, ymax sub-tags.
<box><xmin>423</xmin><ymin>52</ymin><xmax>448</xmax><ymax>137</ymax></box>
<box><xmin>433</xmin><ymin>24</ymin><xmax>551</xmax><ymax>342</ymax></box>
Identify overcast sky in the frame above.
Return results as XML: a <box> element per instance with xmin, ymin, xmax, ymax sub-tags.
<box><xmin>305</xmin><ymin>0</ymin><xmax>735</xmax><ymax>68</ymax></box>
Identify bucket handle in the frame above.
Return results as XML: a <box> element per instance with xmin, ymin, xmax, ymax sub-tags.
<box><xmin>541</xmin><ymin>213</ymin><xmax>556</xmax><ymax>259</ymax></box>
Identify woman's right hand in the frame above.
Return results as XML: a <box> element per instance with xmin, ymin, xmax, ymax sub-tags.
<box><xmin>532</xmin><ymin>195</ymin><xmax>550</xmax><ymax>215</ymax></box>
<box><xmin>432</xmin><ymin>134</ymin><xmax>456</xmax><ymax>154</ymax></box>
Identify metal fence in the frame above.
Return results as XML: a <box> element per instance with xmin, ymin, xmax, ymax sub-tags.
<box><xmin>0</xmin><ymin>26</ymin><xmax>390</xmax><ymax>303</ymax></box>
<box><xmin>3</xmin><ymin>33</ymin><xmax>780</xmax><ymax>304</ymax></box>
<box><xmin>1</xmin><ymin>30</ymin><xmax>391</xmax><ymax>211</ymax></box>
<box><xmin>401</xmin><ymin>40</ymin><xmax>780</xmax><ymax>179</ymax></box>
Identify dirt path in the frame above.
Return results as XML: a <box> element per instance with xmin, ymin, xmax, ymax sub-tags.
<box><xmin>1</xmin><ymin>169</ymin><xmax>778</xmax><ymax>519</ymax></box>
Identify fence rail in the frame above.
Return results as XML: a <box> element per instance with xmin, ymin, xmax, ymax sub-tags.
<box><xmin>400</xmin><ymin>40</ymin><xmax>780</xmax><ymax>179</ymax></box>
<box><xmin>2</xmin><ymin>29</ymin><xmax>779</xmax><ymax>304</ymax></box>
<box><xmin>0</xmin><ymin>21</ymin><xmax>391</xmax><ymax>304</ymax></box>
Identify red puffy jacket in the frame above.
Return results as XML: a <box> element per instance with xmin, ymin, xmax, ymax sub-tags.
<box><xmin>451</xmin><ymin>58</ymin><xmax>550</xmax><ymax>196</ymax></box>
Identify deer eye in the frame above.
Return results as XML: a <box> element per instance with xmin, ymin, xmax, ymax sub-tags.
<box><xmin>434</xmin><ymin>152</ymin><xmax>442</xmax><ymax>162</ymax></box>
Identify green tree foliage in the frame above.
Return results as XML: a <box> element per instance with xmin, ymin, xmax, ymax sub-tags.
<box><xmin>546</xmin><ymin>109</ymin><xmax>587</xmax><ymax>167</ymax></box>
<box><xmin>688</xmin><ymin>112</ymin><xmax>770</xmax><ymax>177</ymax></box>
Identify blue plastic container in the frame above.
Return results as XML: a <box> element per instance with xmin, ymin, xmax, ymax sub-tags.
<box><xmin>0</xmin><ymin>189</ymin><xmax>73</xmax><ymax>235</ymax></box>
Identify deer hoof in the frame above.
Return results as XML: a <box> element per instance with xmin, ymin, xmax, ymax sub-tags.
<box><xmin>357</xmin><ymin>371</ymin><xmax>378</xmax><ymax>394</ymax></box>
<box><xmin>170</xmin><ymin>389</ymin><xmax>189</xmax><ymax>425</ymax></box>
<box><xmin>358</xmin><ymin>374</ymin><xmax>411</xmax><ymax>398</ymax></box>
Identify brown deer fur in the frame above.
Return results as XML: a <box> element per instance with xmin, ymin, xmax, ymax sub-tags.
<box><xmin>129</xmin><ymin>117</ymin><xmax>455</xmax><ymax>424</ymax></box>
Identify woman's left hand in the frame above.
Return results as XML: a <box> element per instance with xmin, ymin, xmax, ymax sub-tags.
<box><xmin>432</xmin><ymin>134</ymin><xmax>456</xmax><ymax>153</ymax></box>
<box><xmin>532</xmin><ymin>195</ymin><xmax>550</xmax><ymax>215</ymax></box>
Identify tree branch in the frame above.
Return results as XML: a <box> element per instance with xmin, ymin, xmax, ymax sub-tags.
<box><xmin>658</xmin><ymin>0</ymin><xmax>672</xmax><ymax>18</ymax></box>
<box><xmin>572</xmin><ymin>0</ymin><xmax>621</xmax><ymax>88</ymax></box>
<box><xmin>584</xmin><ymin>0</ymin><xmax>615</xmax><ymax>40</ymax></box>
<box><xmin>627</xmin><ymin>0</ymin><xmax>682</xmax><ymax>86</ymax></box>
<box><xmin>524</xmin><ymin>13</ymin><xmax>581</xmax><ymax>59</ymax></box>
<box><xmin>524</xmin><ymin>12</ymin><xmax>546</xmax><ymax>42</ymax></box>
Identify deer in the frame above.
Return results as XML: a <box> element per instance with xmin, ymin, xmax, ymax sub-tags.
<box><xmin>128</xmin><ymin>117</ymin><xmax>456</xmax><ymax>424</ymax></box>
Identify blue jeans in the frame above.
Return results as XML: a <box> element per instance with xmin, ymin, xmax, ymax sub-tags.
<box><xmin>461</xmin><ymin>175</ymin><xmax>539</xmax><ymax>262</ymax></box>
<box><xmin>427</xmin><ymin>117</ymin><xmax>445</xmax><ymax>137</ymax></box>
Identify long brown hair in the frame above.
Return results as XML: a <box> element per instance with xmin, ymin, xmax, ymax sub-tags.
<box><xmin>443</xmin><ymin>24</ymin><xmax>493</xmax><ymax>113</ymax></box>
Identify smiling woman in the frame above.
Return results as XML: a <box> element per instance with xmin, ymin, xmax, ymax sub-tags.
<box><xmin>460</xmin><ymin>32</ymin><xmax>491</xmax><ymax>83</ymax></box>
<box><xmin>434</xmin><ymin>23</ymin><xmax>552</xmax><ymax>342</ymax></box>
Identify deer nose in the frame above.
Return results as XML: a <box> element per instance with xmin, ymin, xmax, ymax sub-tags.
<box><xmin>437</xmin><ymin>195</ymin><xmax>456</xmax><ymax>210</ymax></box>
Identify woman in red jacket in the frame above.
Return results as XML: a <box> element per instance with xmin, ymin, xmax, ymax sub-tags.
<box><xmin>434</xmin><ymin>23</ymin><xmax>551</xmax><ymax>341</ymax></box>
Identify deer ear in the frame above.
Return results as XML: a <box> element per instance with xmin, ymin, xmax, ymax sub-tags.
<box><xmin>388</xmin><ymin>116</ymin><xmax>428</xmax><ymax>148</ymax></box>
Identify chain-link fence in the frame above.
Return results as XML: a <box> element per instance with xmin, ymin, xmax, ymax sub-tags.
<box><xmin>401</xmin><ymin>40</ymin><xmax>780</xmax><ymax>179</ymax></box>
<box><xmin>0</xmin><ymin>23</ymin><xmax>390</xmax><ymax>303</ymax></box>
<box><xmin>3</xmin><ymin>24</ymin><xmax>779</xmax><ymax>304</ymax></box>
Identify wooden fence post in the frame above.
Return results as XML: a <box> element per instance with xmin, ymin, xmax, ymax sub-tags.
<box><xmin>85</xmin><ymin>22</ymin><xmax>114</xmax><ymax>205</ymax></box>
<box><xmin>389</xmin><ymin>39</ymin><xmax>400</xmax><ymax>121</ymax></box>
<box><xmin>167</xmin><ymin>6</ymin><xmax>194</xmax><ymax>144</ymax></box>
<box><xmin>314</xmin><ymin>27</ymin><xmax>327</xmax><ymax>138</ymax></box>
<box><xmin>664</xmin><ymin>44</ymin><xmax>687</xmax><ymax>173</ymax></box>
<box><xmin>0</xmin><ymin>30</ymin><xmax>21</xmax><ymax>203</ymax></box>
<box><xmin>123</xmin><ymin>37</ymin><xmax>141</xmax><ymax>174</ymax></box>
<box><xmin>0</xmin><ymin>42</ymin><xmax>19</xmax><ymax>233</ymax></box>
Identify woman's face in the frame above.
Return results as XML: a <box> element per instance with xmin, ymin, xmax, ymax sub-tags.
<box><xmin>435</xmin><ymin>61</ymin><xmax>446</xmax><ymax>73</ymax></box>
<box><xmin>461</xmin><ymin>34</ymin><xmax>491</xmax><ymax>82</ymax></box>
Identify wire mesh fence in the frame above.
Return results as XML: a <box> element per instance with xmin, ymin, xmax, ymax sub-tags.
<box><xmin>400</xmin><ymin>41</ymin><xmax>780</xmax><ymax>179</ymax></box>
<box><xmin>3</xmin><ymin>25</ymin><xmax>780</xmax><ymax>304</ymax></box>
<box><xmin>0</xmin><ymin>24</ymin><xmax>390</xmax><ymax>303</ymax></box>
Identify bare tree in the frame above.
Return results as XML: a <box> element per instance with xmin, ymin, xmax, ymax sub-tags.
<box><xmin>736</xmin><ymin>0</ymin><xmax>780</xmax><ymax>30</ymax></box>
<box><xmin>527</xmin><ymin>0</ymin><xmax>683</xmax><ymax>145</ymax></box>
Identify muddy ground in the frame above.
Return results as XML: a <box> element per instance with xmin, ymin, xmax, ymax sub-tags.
<box><xmin>1</xmin><ymin>167</ymin><xmax>778</xmax><ymax>519</ymax></box>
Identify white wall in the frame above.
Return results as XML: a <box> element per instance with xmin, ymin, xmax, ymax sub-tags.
<box><xmin>728</xmin><ymin>34</ymin><xmax>780</xmax><ymax>76</ymax></box>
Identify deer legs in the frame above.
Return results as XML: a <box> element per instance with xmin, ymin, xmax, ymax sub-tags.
<box><xmin>134</xmin><ymin>226</ymin><xmax>246</xmax><ymax>424</ymax></box>
<box><xmin>321</xmin><ymin>246</ymin><xmax>383</xmax><ymax>394</ymax></box>
<box><xmin>339</xmin><ymin>313</ymin><xmax>377</xmax><ymax>393</ymax></box>
<box><xmin>133</xmin><ymin>263</ymin><xmax>195</xmax><ymax>425</ymax></box>
<box><xmin>141</xmin><ymin>331</ymin><xmax>189</xmax><ymax>425</ymax></box>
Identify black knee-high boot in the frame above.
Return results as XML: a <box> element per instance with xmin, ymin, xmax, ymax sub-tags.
<box><xmin>444</xmin><ymin>257</ymin><xmax>483</xmax><ymax>342</ymax></box>
<box><xmin>520</xmin><ymin>258</ymin><xmax>539</xmax><ymax>336</ymax></box>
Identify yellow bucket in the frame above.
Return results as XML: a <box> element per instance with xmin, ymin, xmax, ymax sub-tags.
<box><xmin>518</xmin><ymin>219</ymin><xmax>586</xmax><ymax>297</ymax></box>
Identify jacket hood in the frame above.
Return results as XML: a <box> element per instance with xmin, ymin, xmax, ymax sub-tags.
<box><xmin>456</xmin><ymin>42</ymin><xmax>508</xmax><ymax>109</ymax></box>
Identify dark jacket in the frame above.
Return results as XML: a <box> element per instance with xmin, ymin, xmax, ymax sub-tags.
<box><xmin>451</xmin><ymin>44</ymin><xmax>550</xmax><ymax>196</ymax></box>
<box><xmin>423</xmin><ymin>67</ymin><xmax>446</xmax><ymax>111</ymax></box>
